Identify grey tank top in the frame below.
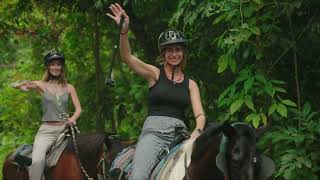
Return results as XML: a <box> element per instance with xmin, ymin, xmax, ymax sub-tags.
<box><xmin>41</xmin><ymin>90</ymin><xmax>68</xmax><ymax>122</ymax></box>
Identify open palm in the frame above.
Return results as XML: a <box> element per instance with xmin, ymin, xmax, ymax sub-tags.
<box><xmin>107</xmin><ymin>3</ymin><xmax>129</xmax><ymax>33</ymax></box>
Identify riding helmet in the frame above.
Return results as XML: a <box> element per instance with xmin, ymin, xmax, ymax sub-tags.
<box><xmin>158</xmin><ymin>29</ymin><xmax>187</xmax><ymax>51</ymax></box>
<box><xmin>44</xmin><ymin>50</ymin><xmax>65</xmax><ymax>66</ymax></box>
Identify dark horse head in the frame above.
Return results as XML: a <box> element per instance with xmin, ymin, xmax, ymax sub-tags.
<box><xmin>187</xmin><ymin>122</ymin><xmax>275</xmax><ymax>180</ymax></box>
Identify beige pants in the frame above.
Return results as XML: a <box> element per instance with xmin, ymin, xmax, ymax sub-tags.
<box><xmin>29</xmin><ymin>124</ymin><xmax>65</xmax><ymax>180</ymax></box>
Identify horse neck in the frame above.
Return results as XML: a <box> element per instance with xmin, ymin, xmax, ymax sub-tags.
<box><xmin>188</xmin><ymin>135</ymin><xmax>224</xmax><ymax>178</ymax></box>
<box><xmin>201</xmin><ymin>135</ymin><xmax>221</xmax><ymax>163</ymax></box>
<box><xmin>107</xmin><ymin>140</ymin><xmax>134</xmax><ymax>164</ymax></box>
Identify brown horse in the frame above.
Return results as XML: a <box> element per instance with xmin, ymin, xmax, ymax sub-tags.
<box><xmin>105</xmin><ymin>122</ymin><xmax>275</xmax><ymax>180</ymax></box>
<box><xmin>2</xmin><ymin>132</ymin><xmax>109</xmax><ymax>180</ymax></box>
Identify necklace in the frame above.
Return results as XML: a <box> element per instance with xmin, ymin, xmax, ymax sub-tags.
<box><xmin>48</xmin><ymin>82</ymin><xmax>63</xmax><ymax>107</ymax></box>
<box><xmin>164</xmin><ymin>65</ymin><xmax>184</xmax><ymax>84</ymax></box>
<box><xmin>55</xmin><ymin>94</ymin><xmax>62</xmax><ymax>106</ymax></box>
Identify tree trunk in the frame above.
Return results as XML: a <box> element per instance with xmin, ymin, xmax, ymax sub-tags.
<box><xmin>93</xmin><ymin>10</ymin><xmax>104</xmax><ymax>131</ymax></box>
<box><xmin>287</xmin><ymin>11</ymin><xmax>301</xmax><ymax>110</ymax></box>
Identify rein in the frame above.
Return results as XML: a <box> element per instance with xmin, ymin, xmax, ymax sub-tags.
<box><xmin>69</xmin><ymin>125</ymin><xmax>110</xmax><ymax>180</ymax></box>
<box><xmin>70</xmin><ymin>125</ymin><xmax>94</xmax><ymax>180</ymax></box>
<box><xmin>58</xmin><ymin>113</ymin><xmax>95</xmax><ymax>179</ymax></box>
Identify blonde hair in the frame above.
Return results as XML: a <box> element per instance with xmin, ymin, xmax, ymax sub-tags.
<box><xmin>42</xmin><ymin>63</ymin><xmax>67</xmax><ymax>86</ymax></box>
<box><xmin>156</xmin><ymin>45</ymin><xmax>187</xmax><ymax>71</ymax></box>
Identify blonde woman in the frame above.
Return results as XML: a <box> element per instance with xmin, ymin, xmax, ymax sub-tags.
<box><xmin>13</xmin><ymin>50</ymin><xmax>82</xmax><ymax>180</ymax></box>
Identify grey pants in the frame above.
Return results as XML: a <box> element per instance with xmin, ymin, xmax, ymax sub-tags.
<box><xmin>29</xmin><ymin>124</ymin><xmax>65</xmax><ymax>180</ymax></box>
<box><xmin>129</xmin><ymin>116</ymin><xmax>189</xmax><ymax>180</ymax></box>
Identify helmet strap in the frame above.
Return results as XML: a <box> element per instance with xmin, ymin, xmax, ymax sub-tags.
<box><xmin>171</xmin><ymin>65</ymin><xmax>179</xmax><ymax>81</ymax></box>
<box><xmin>164</xmin><ymin>62</ymin><xmax>180</xmax><ymax>82</ymax></box>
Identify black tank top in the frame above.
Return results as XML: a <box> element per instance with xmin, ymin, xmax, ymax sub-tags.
<box><xmin>148</xmin><ymin>65</ymin><xmax>190</xmax><ymax>121</ymax></box>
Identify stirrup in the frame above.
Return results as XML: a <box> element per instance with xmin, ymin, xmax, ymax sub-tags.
<box><xmin>14</xmin><ymin>153</ymin><xmax>32</xmax><ymax>167</ymax></box>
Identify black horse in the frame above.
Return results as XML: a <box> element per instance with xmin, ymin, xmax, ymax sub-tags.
<box><xmin>105</xmin><ymin>122</ymin><xmax>275</xmax><ymax>180</ymax></box>
<box><xmin>187</xmin><ymin>122</ymin><xmax>275</xmax><ymax>180</ymax></box>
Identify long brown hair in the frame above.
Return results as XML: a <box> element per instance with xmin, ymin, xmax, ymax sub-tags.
<box><xmin>156</xmin><ymin>45</ymin><xmax>187</xmax><ymax>71</ymax></box>
<box><xmin>42</xmin><ymin>62</ymin><xmax>67</xmax><ymax>86</ymax></box>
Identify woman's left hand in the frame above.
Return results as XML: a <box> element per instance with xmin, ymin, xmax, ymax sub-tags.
<box><xmin>67</xmin><ymin>118</ymin><xmax>76</xmax><ymax>125</ymax></box>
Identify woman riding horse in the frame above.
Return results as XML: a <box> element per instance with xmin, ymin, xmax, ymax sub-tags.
<box><xmin>11</xmin><ymin>50</ymin><xmax>82</xmax><ymax>180</ymax></box>
<box><xmin>105</xmin><ymin>122</ymin><xmax>275</xmax><ymax>180</ymax></box>
<box><xmin>2</xmin><ymin>132</ymin><xmax>109</xmax><ymax>180</ymax></box>
<box><xmin>107</xmin><ymin>3</ymin><xmax>207</xmax><ymax>180</ymax></box>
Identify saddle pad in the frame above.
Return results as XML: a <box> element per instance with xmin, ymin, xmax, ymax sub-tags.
<box><xmin>150</xmin><ymin>143</ymin><xmax>183</xmax><ymax>180</ymax></box>
<box><xmin>46</xmin><ymin>139</ymin><xmax>69</xmax><ymax>167</ymax></box>
<box><xmin>109</xmin><ymin>139</ymin><xmax>195</xmax><ymax>180</ymax></box>
<box><xmin>10</xmin><ymin>137</ymin><xmax>69</xmax><ymax>168</ymax></box>
<box><xmin>153</xmin><ymin>139</ymin><xmax>195</xmax><ymax>180</ymax></box>
<box><xmin>109</xmin><ymin>146</ymin><xmax>135</xmax><ymax>178</ymax></box>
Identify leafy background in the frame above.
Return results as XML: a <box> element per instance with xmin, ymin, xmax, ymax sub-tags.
<box><xmin>1</xmin><ymin>0</ymin><xmax>320</xmax><ymax>179</ymax></box>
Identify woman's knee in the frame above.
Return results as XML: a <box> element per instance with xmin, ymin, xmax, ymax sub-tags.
<box><xmin>31</xmin><ymin>157</ymin><xmax>45</xmax><ymax>167</ymax></box>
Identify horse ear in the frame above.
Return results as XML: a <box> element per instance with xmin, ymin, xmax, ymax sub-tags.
<box><xmin>255</xmin><ymin>119</ymin><xmax>272</xmax><ymax>139</ymax></box>
<box><xmin>221</xmin><ymin>122</ymin><xmax>237</xmax><ymax>139</ymax></box>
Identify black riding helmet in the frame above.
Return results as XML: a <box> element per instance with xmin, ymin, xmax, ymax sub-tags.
<box><xmin>44</xmin><ymin>50</ymin><xmax>65</xmax><ymax>66</ymax></box>
<box><xmin>158</xmin><ymin>29</ymin><xmax>187</xmax><ymax>52</ymax></box>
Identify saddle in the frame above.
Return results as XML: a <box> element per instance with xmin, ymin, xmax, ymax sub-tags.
<box><xmin>109</xmin><ymin>126</ymin><xmax>192</xmax><ymax>180</ymax></box>
<box><xmin>10</xmin><ymin>126</ymin><xmax>75</xmax><ymax>168</ymax></box>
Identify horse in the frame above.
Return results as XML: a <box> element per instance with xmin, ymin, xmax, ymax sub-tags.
<box><xmin>187</xmin><ymin>122</ymin><xmax>275</xmax><ymax>180</ymax></box>
<box><xmin>105</xmin><ymin>122</ymin><xmax>275</xmax><ymax>180</ymax></box>
<box><xmin>2</xmin><ymin>132</ymin><xmax>109</xmax><ymax>180</ymax></box>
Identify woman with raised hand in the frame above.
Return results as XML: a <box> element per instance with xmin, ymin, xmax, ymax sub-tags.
<box><xmin>107</xmin><ymin>3</ymin><xmax>206</xmax><ymax>180</ymax></box>
<box><xmin>12</xmin><ymin>50</ymin><xmax>82</xmax><ymax>180</ymax></box>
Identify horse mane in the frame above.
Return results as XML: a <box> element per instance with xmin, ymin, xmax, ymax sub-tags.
<box><xmin>230</xmin><ymin>123</ymin><xmax>257</xmax><ymax>147</ymax></box>
<box><xmin>192</xmin><ymin>124</ymin><xmax>223</xmax><ymax>160</ymax></box>
<box><xmin>105</xmin><ymin>136</ymin><xmax>137</xmax><ymax>163</ymax></box>
<box><xmin>65</xmin><ymin>132</ymin><xmax>106</xmax><ymax>163</ymax></box>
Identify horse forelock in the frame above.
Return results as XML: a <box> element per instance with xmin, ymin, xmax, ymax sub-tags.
<box><xmin>233</xmin><ymin>124</ymin><xmax>256</xmax><ymax>141</ymax></box>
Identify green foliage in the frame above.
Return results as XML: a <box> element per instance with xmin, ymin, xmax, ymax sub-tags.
<box><xmin>261</xmin><ymin>103</ymin><xmax>320</xmax><ymax>179</ymax></box>
<box><xmin>216</xmin><ymin>67</ymin><xmax>296</xmax><ymax>127</ymax></box>
<box><xmin>172</xmin><ymin>0</ymin><xmax>320</xmax><ymax>178</ymax></box>
<box><xmin>1</xmin><ymin>0</ymin><xmax>320</xmax><ymax>179</ymax></box>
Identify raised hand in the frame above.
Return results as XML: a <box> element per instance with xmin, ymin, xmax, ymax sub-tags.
<box><xmin>107</xmin><ymin>3</ymin><xmax>129</xmax><ymax>34</ymax></box>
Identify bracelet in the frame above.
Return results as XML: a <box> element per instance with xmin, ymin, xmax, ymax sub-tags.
<box><xmin>195</xmin><ymin>113</ymin><xmax>205</xmax><ymax>119</ymax></box>
<box><xmin>194</xmin><ymin>128</ymin><xmax>203</xmax><ymax>134</ymax></box>
<box><xmin>120</xmin><ymin>30</ymin><xmax>129</xmax><ymax>35</ymax></box>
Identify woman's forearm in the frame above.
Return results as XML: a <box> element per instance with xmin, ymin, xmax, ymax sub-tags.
<box><xmin>70</xmin><ymin>108</ymin><xmax>81</xmax><ymax>122</ymax></box>
<box><xmin>195</xmin><ymin>115</ymin><xmax>206</xmax><ymax>130</ymax></box>
<box><xmin>119</xmin><ymin>33</ymin><xmax>132</xmax><ymax>63</ymax></box>
<box><xmin>12</xmin><ymin>80</ymin><xmax>38</xmax><ymax>91</ymax></box>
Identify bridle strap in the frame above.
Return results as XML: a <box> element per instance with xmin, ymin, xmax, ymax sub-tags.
<box><xmin>97</xmin><ymin>152</ymin><xmax>111</xmax><ymax>180</ymax></box>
